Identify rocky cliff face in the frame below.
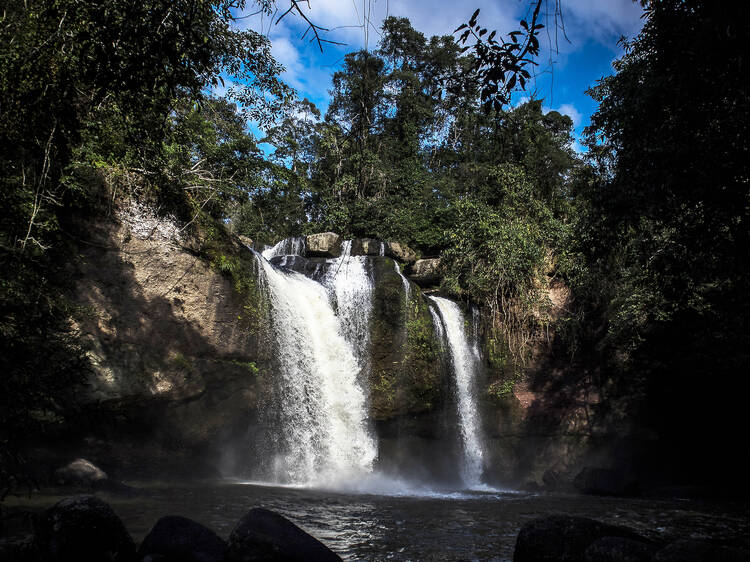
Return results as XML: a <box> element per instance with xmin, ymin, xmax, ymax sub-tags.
<box><xmin>54</xmin><ymin>206</ymin><xmax>595</xmax><ymax>486</ymax></box>
<box><xmin>64</xmin><ymin>203</ymin><xmax>272</xmax><ymax>478</ymax></box>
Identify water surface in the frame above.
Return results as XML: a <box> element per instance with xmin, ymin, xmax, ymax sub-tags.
<box><xmin>10</xmin><ymin>482</ymin><xmax>749</xmax><ymax>561</ymax></box>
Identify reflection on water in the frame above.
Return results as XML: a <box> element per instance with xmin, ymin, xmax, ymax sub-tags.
<box><xmin>7</xmin><ymin>482</ymin><xmax>750</xmax><ymax>561</ymax></box>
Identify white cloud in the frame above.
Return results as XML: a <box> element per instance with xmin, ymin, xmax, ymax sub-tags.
<box><xmin>560</xmin><ymin>0</ymin><xmax>644</xmax><ymax>41</ymax></box>
<box><xmin>235</xmin><ymin>1</ymin><xmax>645</xmax><ymax>131</ymax></box>
<box><xmin>276</xmin><ymin>0</ymin><xmax>518</xmax><ymax>49</ymax></box>
<box><xmin>555</xmin><ymin>103</ymin><xmax>582</xmax><ymax>127</ymax></box>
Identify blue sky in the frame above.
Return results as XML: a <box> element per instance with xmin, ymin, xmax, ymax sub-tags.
<box><xmin>234</xmin><ymin>0</ymin><xmax>644</xmax><ymax>149</ymax></box>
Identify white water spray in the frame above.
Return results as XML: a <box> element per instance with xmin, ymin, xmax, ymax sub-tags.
<box><xmin>428</xmin><ymin>296</ymin><xmax>485</xmax><ymax>487</ymax></box>
<box><xmin>254</xmin><ymin>252</ymin><xmax>376</xmax><ymax>485</ymax></box>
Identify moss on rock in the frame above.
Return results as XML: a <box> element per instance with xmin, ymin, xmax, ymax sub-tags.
<box><xmin>369</xmin><ymin>257</ymin><xmax>445</xmax><ymax>420</ymax></box>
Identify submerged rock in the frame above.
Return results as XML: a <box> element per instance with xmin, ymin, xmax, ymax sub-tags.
<box><xmin>513</xmin><ymin>515</ymin><xmax>646</xmax><ymax>562</ymax></box>
<box><xmin>138</xmin><ymin>515</ymin><xmax>227</xmax><ymax>562</ymax></box>
<box><xmin>37</xmin><ymin>495</ymin><xmax>136</xmax><ymax>562</ymax></box>
<box><xmin>227</xmin><ymin>507</ymin><xmax>341</xmax><ymax>561</ymax></box>
<box><xmin>305</xmin><ymin>232</ymin><xmax>342</xmax><ymax>258</ymax></box>
<box><xmin>408</xmin><ymin>258</ymin><xmax>442</xmax><ymax>286</ymax></box>
<box><xmin>53</xmin><ymin>458</ymin><xmax>108</xmax><ymax>487</ymax></box>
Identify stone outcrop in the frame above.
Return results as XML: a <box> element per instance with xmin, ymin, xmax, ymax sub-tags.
<box><xmin>52</xmin><ymin>458</ymin><xmax>136</xmax><ymax>495</ymax></box>
<box><xmin>39</xmin><ymin>217</ymin><xmax>599</xmax><ymax>487</ymax></box>
<box><xmin>305</xmin><ymin>232</ymin><xmax>342</xmax><ymax>257</ymax></box>
<box><xmin>408</xmin><ymin>258</ymin><xmax>442</xmax><ymax>286</ymax></box>
<box><xmin>368</xmin><ymin>258</ymin><xmax>445</xmax><ymax>421</ymax></box>
<box><xmin>350</xmin><ymin>238</ymin><xmax>383</xmax><ymax>256</ymax></box>
<box><xmin>228</xmin><ymin>507</ymin><xmax>341</xmax><ymax>561</ymax></box>
<box><xmin>66</xmin><ymin>203</ymin><xmax>272</xmax><ymax>478</ymax></box>
<box><xmin>53</xmin><ymin>458</ymin><xmax>108</xmax><ymax>487</ymax></box>
<box><xmin>237</xmin><ymin>235</ymin><xmax>254</xmax><ymax>250</ymax></box>
<box><xmin>386</xmin><ymin>241</ymin><xmax>418</xmax><ymax>263</ymax></box>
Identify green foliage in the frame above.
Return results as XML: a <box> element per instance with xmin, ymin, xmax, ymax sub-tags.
<box><xmin>441</xmin><ymin>162</ymin><xmax>569</xmax><ymax>362</ymax></box>
<box><xmin>579</xmin><ymin>0</ymin><xmax>750</xmax><ymax>364</ymax></box>
<box><xmin>198</xmin><ymin>213</ymin><xmax>271</xmax><ymax>338</ymax></box>
<box><xmin>0</xmin><ymin>248</ymin><xmax>89</xmax><ymax>493</ymax></box>
<box><xmin>454</xmin><ymin>4</ymin><xmax>545</xmax><ymax>111</ymax></box>
<box><xmin>169</xmin><ymin>352</ymin><xmax>195</xmax><ymax>375</ymax></box>
<box><xmin>569</xmin><ymin>0</ymin><xmax>750</xmax><ymax>485</ymax></box>
<box><xmin>487</xmin><ymin>379</ymin><xmax>516</xmax><ymax>400</ymax></box>
<box><xmin>0</xmin><ymin>1</ymin><xmax>289</xmax><ymax>489</ymax></box>
<box><xmin>218</xmin><ymin>358</ymin><xmax>260</xmax><ymax>376</ymax></box>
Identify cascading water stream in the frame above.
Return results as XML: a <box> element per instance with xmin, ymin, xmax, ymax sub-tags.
<box><xmin>428</xmin><ymin>305</ymin><xmax>445</xmax><ymax>348</ymax></box>
<box><xmin>249</xmin><ymin>236</ymin><xmax>497</xmax><ymax>493</ymax></box>
<box><xmin>323</xmin><ymin>241</ymin><xmax>374</xmax><ymax>359</ymax></box>
<box><xmin>254</xmin><ymin>251</ymin><xmax>376</xmax><ymax>486</ymax></box>
<box><xmin>471</xmin><ymin>305</ymin><xmax>482</xmax><ymax>361</ymax></box>
<box><xmin>262</xmin><ymin>236</ymin><xmax>305</xmax><ymax>260</ymax></box>
<box><xmin>394</xmin><ymin>261</ymin><xmax>411</xmax><ymax>302</ymax></box>
<box><xmin>428</xmin><ymin>296</ymin><xmax>485</xmax><ymax>488</ymax></box>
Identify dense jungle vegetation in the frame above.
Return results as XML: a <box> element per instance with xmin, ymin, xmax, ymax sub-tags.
<box><xmin>1</xmin><ymin>0</ymin><xmax>748</xmax><ymax>491</ymax></box>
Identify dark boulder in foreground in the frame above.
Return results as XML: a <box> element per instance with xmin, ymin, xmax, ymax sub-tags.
<box><xmin>584</xmin><ymin>536</ymin><xmax>658</xmax><ymax>561</ymax></box>
<box><xmin>138</xmin><ymin>515</ymin><xmax>227</xmax><ymax>562</ymax></box>
<box><xmin>227</xmin><ymin>507</ymin><xmax>341</xmax><ymax>561</ymax></box>
<box><xmin>573</xmin><ymin>467</ymin><xmax>636</xmax><ymax>497</ymax></box>
<box><xmin>514</xmin><ymin>515</ymin><xmax>648</xmax><ymax>562</ymax></box>
<box><xmin>37</xmin><ymin>494</ymin><xmax>136</xmax><ymax>561</ymax></box>
<box><xmin>654</xmin><ymin>539</ymin><xmax>750</xmax><ymax>561</ymax></box>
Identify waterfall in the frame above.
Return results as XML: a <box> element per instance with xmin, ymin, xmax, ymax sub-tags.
<box><xmin>428</xmin><ymin>305</ymin><xmax>445</xmax><ymax>346</ymax></box>
<box><xmin>322</xmin><ymin>241</ymin><xmax>374</xmax><ymax>359</ymax></box>
<box><xmin>394</xmin><ymin>261</ymin><xmax>411</xmax><ymax>302</ymax></box>
<box><xmin>470</xmin><ymin>305</ymin><xmax>482</xmax><ymax>361</ymax></box>
<box><xmin>428</xmin><ymin>296</ymin><xmax>485</xmax><ymax>487</ymax></box>
<box><xmin>262</xmin><ymin>236</ymin><xmax>305</xmax><ymax>260</ymax></box>
<box><xmin>254</xmin><ymin>251</ymin><xmax>376</xmax><ymax>485</ymax></box>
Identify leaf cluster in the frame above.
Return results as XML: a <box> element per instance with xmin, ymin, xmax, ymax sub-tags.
<box><xmin>454</xmin><ymin>4</ymin><xmax>544</xmax><ymax>111</ymax></box>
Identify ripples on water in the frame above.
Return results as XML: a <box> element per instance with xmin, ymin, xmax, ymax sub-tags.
<box><xmin>59</xmin><ymin>481</ymin><xmax>744</xmax><ymax>562</ymax></box>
